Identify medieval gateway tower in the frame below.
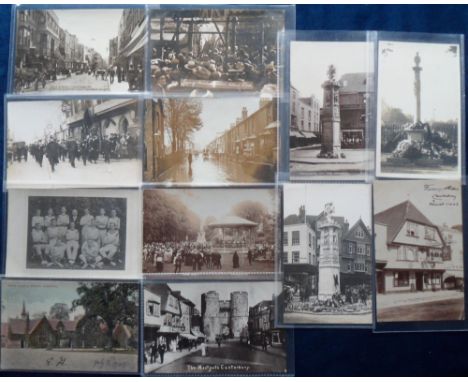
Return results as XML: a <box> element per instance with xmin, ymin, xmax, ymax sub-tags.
<box><xmin>201</xmin><ymin>291</ymin><xmax>249</xmax><ymax>342</ymax></box>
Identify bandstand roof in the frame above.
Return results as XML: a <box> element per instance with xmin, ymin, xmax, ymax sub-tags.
<box><xmin>208</xmin><ymin>215</ymin><xmax>258</xmax><ymax>228</ymax></box>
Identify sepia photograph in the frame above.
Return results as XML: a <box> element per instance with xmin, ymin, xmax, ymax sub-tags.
<box><xmin>143</xmin><ymin>188</ymin><xmax>276</xmax><ymax>276</ymax></box>
<box><xmin>376</xmin><ymin>40</ymin><xmax>462</xmax><ymax>179</ymax></box>
<box><xmin>6</xmin><ymin>98</ymin><xmax>142</xmax><ymax>188</ymax></box>
<box><xmin>150</xmin><ymin>8</ymin><xmax>285</xmax><ymax>96</ymax></box>
<box><xmin>6</xmin><ymin>189</ymin><xmax>142</xmax><ymax>279</ymax></box>
<box><xmin>280</xmin><ymin>183</ymin><xmax>372</xmax><ymax>325</ymax></box>
<box><xmin>143</xmin><ymin>281</ymin><xmax>288</xmax><ymax>375</ymax></box>
<box><xmin>1</xmin><ymin>279</ymin><xmax>139</xmax><ymax>373</ymax></box>
<box><xmin>374</xmin><ymin>180</ymin><xmax>464</xmax><ymax>323</ymax></box>
<box><xmin>289</xmin><ymin>40</ymin><xmax>373</xmax><ymax>180</ymax></box>
<box><xmin>13</xmin><ymin>8</ymin><xmax>146</xmax><ymax>93</ymax></box>
<box><xmin>26</xmin><ymin>196</ymin><xmax>126</xmax><ymax>270</ymax></box>
<box><xmin>143</xmin><ymin>97</ymin><xmax>278</xmax><ymax>184</ymax></box>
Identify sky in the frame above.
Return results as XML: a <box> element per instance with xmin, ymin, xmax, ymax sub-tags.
<box><xmin>160</xmin><ymin>188</ymin><xmax>275</xmax><ymax>222</ymax></box>
<box><xmin>378</xmin><ymin>40</ymin><xmax>461</xmax><ymax>122</ymax></box>
<box><xmin>283</xmin><ymin>183</ymin><xmax>371</xmax><ymax>227</ymax></box>
<box><xmin>1</xmin><ymin>280</ymin><xmax>84</xmax><ymax>321</ymax></box>
<box><xmin>188</xmin><ymin>97</ymin><xmax>264</xmax><ymax>151</ymax></box>
<box><xmin>290</xmin><ymin>41</ymin><xmax>369</xmax><ymax>104</ymax></box>
<box><xmin>373</xmin><ymin>180</ymin><xmax>462</xmax><ymax>227</ymax></box>
<box><xmin>54</xmin><ymin>9</ymin><xmax>124</xmax><ymax>59</ymax></box>
<box><xmin>166</xmin><ymin>281</ymin><xmax>277</xmax><ymax>311</ymax></box>
<box><xmin>8</xmin><ymin>100</ymin><xmax>64</xmax><ymax>143</ymax></box>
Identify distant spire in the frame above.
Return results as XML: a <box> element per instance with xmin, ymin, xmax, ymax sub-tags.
<box><xmin>21</xmin><ymin>300</ymin><xmax>27</xmax><ymax>318</ymax></box>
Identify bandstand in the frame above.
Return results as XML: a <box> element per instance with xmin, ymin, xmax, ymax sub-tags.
<box><xmin>208</xmin><ymin>216</ymin><xmax>258</xmax><ymax>255</ymax></box>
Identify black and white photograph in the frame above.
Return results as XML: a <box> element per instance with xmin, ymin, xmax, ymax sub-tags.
<box><xmin>1</xmin><ymin>279</ymin><xmax>139</xmax><ymax>373</ymax></box>
<box><xmin>143</xmin><ymin>97</ymin><xmax>278</xmax><ymax>184</ymax></box>
<box><xmin>143</xmin><ymin>281</ymin><xmax>288</xmax><ymax>375</ymax></box>
<box><xmin>289</xmin><ymin>40</ymin><xmax>373</xmax><ymax>180</ymax></box>
<box><xmin>6</xmin><ymin>98</ymin><xmax>142</xmax><ymax>188</ymax></box>
<box><xmin>376</xmin><ymin>39</ymin><xmax>462</xmax><ymax>179</ymax></box>
<box><xmin>5</xmin><ymin>189</ymin><xmax>142</xmax><ymax>278</ymax></box>
<box><xmin>150</xmin><ymin>8</ymin><xmax>285</xmax><ymax>96</ymax></box>
<box><xmin>13</xmin><ymin>8</ymin><xmax>146</xmax><ymax>93</ymax></box>
<box><xmin>374</xmin><ymin>180</ymin><xmax>464</xmax><ymax>323</ymax></box>
<box><xmin>280</xmin><ymin>183</ymin><xmax>372</xmax><ymax>325</ymax></box>
<box><xmin>143</xmin><ymin>188</ymin><xmax>276</xmax><ymax>276</ymax></box>
<box><xmin>26</xmin><ymin>195</ymin><xmax>126</xmax><ymax>270</ymax></box>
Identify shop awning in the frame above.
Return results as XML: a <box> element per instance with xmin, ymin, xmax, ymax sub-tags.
<box><xmin>180</xmin><ymin>333</ymin><xmax>197</xmax><ymax>340</ymax></box>
<box><xmin>191</xmin><ymin>330</ymin><xmax>205</xmax><ymax>338</ymax></box>
<box><xmin>157</xmin><ymin>325</ymin><xmax>179</xmax><ymax>334</ymax></box>
<box><xmin>301</xmin><ymin>131</ymin><xmax>317</xmax><ymax>139</ymax></box>
<box><xmin>119</xmin><ymin>19</ymin><xmax>148</xmax><ymax>59</ymax></box>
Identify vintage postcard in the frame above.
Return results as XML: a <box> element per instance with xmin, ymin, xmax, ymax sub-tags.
<box><xmin>13</xmin><ymin>8</ymin><xmax>145</xmax><ymax>93</ymax></box>
<box><xmin>143</xmin><ymin>281</ymin><xmax>288</xmax><ymax>375</ymax></box>
<box><xmin>280</xmin><ymin>183</ymin><xmax>373</xmax><ymax>325</ymax></box>
<box><xmin>1</xmin><ymin>279</ymin><xmax>139</xmax><ymax>373</ymax></box>
<box><xmin>6</xmin><ymin>98</ymin><xmax>142</xmax><ymax>188</ymax></box>
<box><xmin>374</xmin><ymin>180</ymin><xmax>464</xmax><ymax>323</ymax></box>
<box><xmin>150</xmin><ymin>8</ymin><xmax>285</xmax><ymax>96</ymax></box>
<box><xmin>6</xmin><ymin>188</ymin><xmax>142</xmax><ymax>278</ymax></box>
<box><xmin>143</xmin><ymin>187</ymin><xmax>277</xmax><ymax>277</ymax></box>
<box><xmin>376</xmin><ymin>39</ymin><xmax>462</xmax><ymax>179</ymax></box>
<box><xmin>143</xmin><ymin>97</ymin><xmax>278</xmax><ymax>184</ymax></box>
<box><xmin>289</xmin><ymin>40</ymin><xmax>373</xmax><ymax>180</ymax></box>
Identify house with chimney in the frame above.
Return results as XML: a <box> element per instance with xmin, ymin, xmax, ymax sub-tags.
<box><xmin>374</xmin><ymin>200</ymin><xmax>447</xmax><ymax>294</ymax></box>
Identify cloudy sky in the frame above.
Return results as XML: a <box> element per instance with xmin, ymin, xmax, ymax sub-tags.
<box><xmin>1</xmin><ymin>280</ymin><xmax>84</xmax><ymax>321</ymax></box>
<box><xmin>157</xmin><ymin>188</ymin><xmax>275</xmax><ymax>222</ymax></box>
<box><xmin>374</xmin><ymin>180</ymin><xmax>462</xmax><ymax>227</ymax></box>
<box><xmin>166</xmin><ymin>281</ymin><xmax>278</xmax><ymax>311</ymax></box>
<box><xmin>290</xmin><ymin>41</ymin><xmax>370</xmax><ymax>104</ymax></box>
<box><xmin>378</xmin><ymin>40</ymin><xmax>461</xmax><ymax>123</ymax></box>
<box><xmin>283</xmin><ymin>183</ymin><xmax>371</xmax><ymax>227</ymax></box>
<box><xmin>54</xmin><ymin>9</ymin><xmax>124</xmax><ymax>59</ymax></box>
<box><xmin>189</xmin><ymin>97</ymin><xmax>264</xmax><ymax>151</ymax></box>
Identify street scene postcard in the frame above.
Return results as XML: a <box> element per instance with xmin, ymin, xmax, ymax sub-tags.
<box><xmin>143</xmin><ymin>97</ymin><xmax>278</xmax><ymax>185</ymax></box>
<box><xmin>143</xmin><ymin>281</ymin><xmax>288</xmax><ymax>375</ymax></box>
<box><xmin>13</xmin><ymin>8</ymin><xmax>146</xmax><ymax>93</ymax></box>
<box><xmin>280</xmin><ymin>183</ymin><xmax>373</xmax><ymax>325</ymax></box>
<box><xmin>289</xmin><ymin>40</ymin><xmax>373</xmax><ymax>181</ymax></box>
<box><xmin>0</xmin><ymin>279</ymin><xmax>139</xmax><ymax>373</ymax></box>
<box><xmin>143</xmin><ymin>187</ymin><xmax>276</xmax><ymax>278</ymax></box>
<box><xmin>374</xmin><ymin>180</ymin><xmax>464</xmax><ymax>323</ymax></box>
<box><xmin>6</xmin><ymin>98</ymin><xmax>142</xmax><ymax>188</ymax></box>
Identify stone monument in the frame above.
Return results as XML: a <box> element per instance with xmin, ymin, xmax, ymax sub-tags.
<box><xmin>317</xmin><ymin>202</ymin><xmax>341</xmax><ymax>301</ymax></box>
<box><xmin>318</xmin><ymin>65</ymin><xmax>343</xmax><ymax>158</ymax></box>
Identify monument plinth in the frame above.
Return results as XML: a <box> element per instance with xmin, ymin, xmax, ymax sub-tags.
<box><xmin>318</xmin><ymin>65</ymin><xmax>343</xmax><ymax>159</ymax></box>
<box><xmin>317</xmin><ymin>203</ymin><xmax>341</xmax><ymax>301</ymax></box>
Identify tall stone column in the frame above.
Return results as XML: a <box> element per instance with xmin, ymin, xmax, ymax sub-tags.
<box><xmin>317</xmin><ymin>203</ymin><xmax>341</xmax><ymax>301</ymax></box>
<box><xmin>413</xmin><ymin>52</ymin><xmax>422</xmax><ymax>123</ymax></box>
<box><xmin>319</xmin><ymin>65</ymin><xmax>342</xmax><ymax>158</ymax></box>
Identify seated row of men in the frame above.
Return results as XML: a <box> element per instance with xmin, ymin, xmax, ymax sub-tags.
<box><xmin>30</xmin><ymin>207</ymin><xmax>121</xmax><ymax>269</ymax></box>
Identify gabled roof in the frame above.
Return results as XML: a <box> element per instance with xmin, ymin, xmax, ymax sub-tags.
<box><xmin>8</xmin><ymin>318</ymin><xmax>42</xmax><ymax>335</ymax></box>
<box><xmin>339</xmin><ymin>72</ymin><xmax>368</xmax><ymax>93</ymax></box>
<box><xmin>374</xmin><ymin>200</ymin><xmax>436</xmax><ymax>243</ymax></box>
<box><xmin>284</xmin><ymin>214</ymin><xmax>305</xmax><ymax>225</ymax></box>
<box><xmin>343</xmin><ymin>218</ymin><xmax>371</xmax><ymax>241</ymax></box>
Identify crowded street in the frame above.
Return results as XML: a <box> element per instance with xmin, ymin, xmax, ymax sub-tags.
<box><xmin>7</xmin><ymin>156</ymin><xmax>141</xmax><ymax>188</ymax></box>
<box><xmin>19</xmin><ymin>72</ymin><xmax>132</xmax><ymax>93</ymax></box>
<box><xmin>146</xmin><ymin>340</ymin><xmax>287</xmax><ymax>374</ymax></box>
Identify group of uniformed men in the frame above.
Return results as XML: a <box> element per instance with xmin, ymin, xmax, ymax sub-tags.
<box><xmin>23</xmin><ymin>132</ymin><xmax>138</xmax><ymax>172</ymax></box>
<box><xmin>30</xmin><ymin>206</ymin><xmax>121</xmax><ymax>269</ymax></box>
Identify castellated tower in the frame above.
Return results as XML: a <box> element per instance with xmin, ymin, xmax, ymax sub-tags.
<box><xmin>202</xmin><ymin>291</ymin><xmax>221</xmax><ymax>342</ymax></box>
<box><xmin>229</xmin><ymin>291</ymin><xmax>249</xmax><ymax>337</ymax></box>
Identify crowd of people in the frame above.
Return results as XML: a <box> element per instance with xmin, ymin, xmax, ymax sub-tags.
<box><xmin>151</xmin><ymin>42</ymin><xmax>278</xmax><ymax>93</ymax></box>
<box><xmin>29</xmin><ymin>205</ymin><xmax>122</xmax><ymax>269</ymax></box>
<box><xmin>93</xmin><ymin>63</ymin><xmax>145</xmax><ymax>91</ymax></box>
<box><xmin>9</xmin><ymin>132</ymin><xmax>139</xmax><ymax>172</ymax></box>
<box><xmin>143</xmin><ymin>241</ymin><xmax>274</xmax><ymax>273</ymax></box>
